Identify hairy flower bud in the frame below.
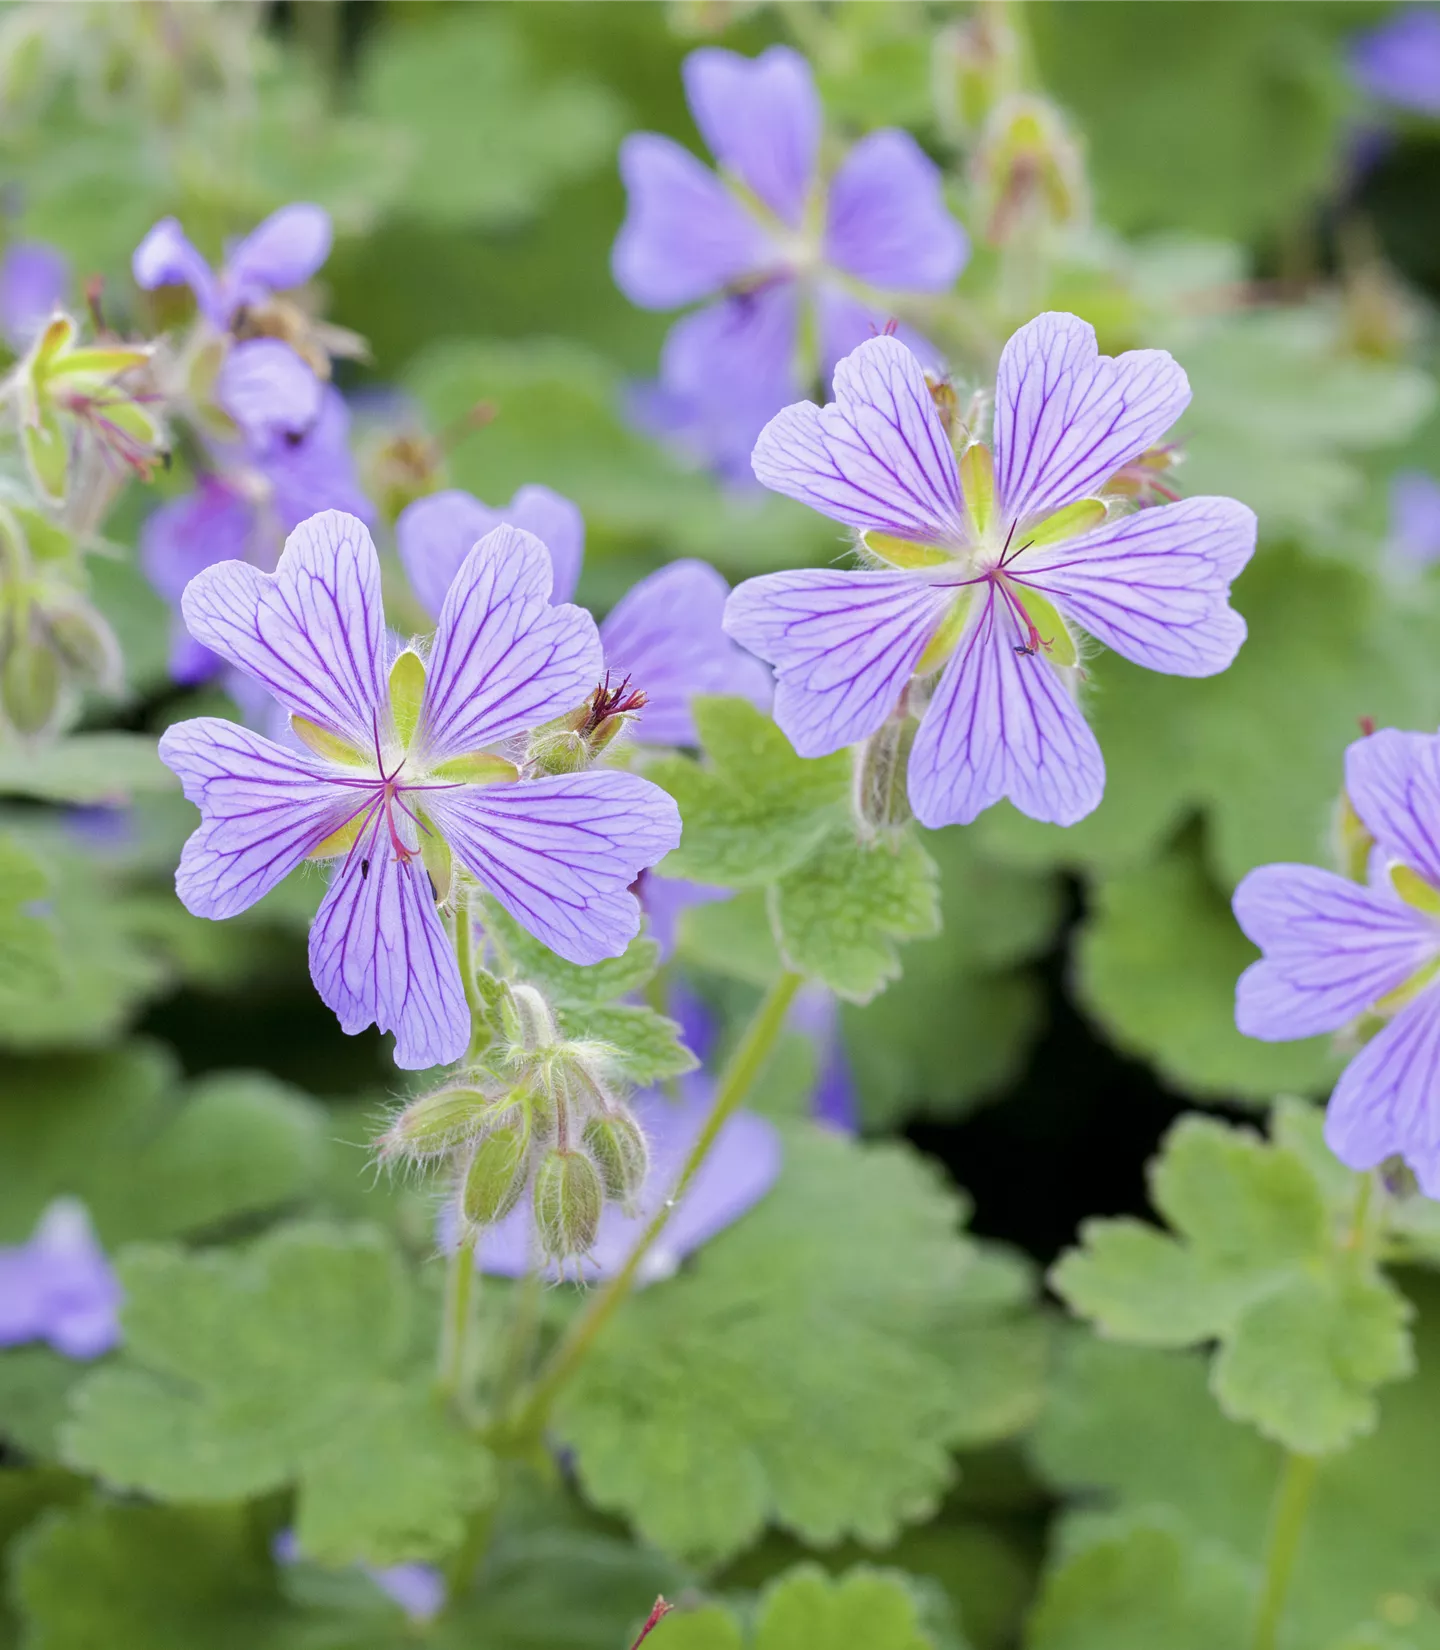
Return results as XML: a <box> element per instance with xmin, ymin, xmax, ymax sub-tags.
<box><xmin>526</xmin><ymin>728</ymin><xmax>589</xmax><ymax>774</ymax></box>
<box><xmin>853</xmin><ymin>716</ymin><xmax>916</xmax><ymax>837</ymax></box>
<box><xmin>461</xmin><ymin>1114</ymin><xmax>532</xmax><ymax>1228</ymax></box>
<box><xmin>973</xmin><ymin>94</ymin><xmax>1089</xmax><ymax>247</ymax></box>
<box><xmin>582</xmin><ymin>1110</ymin><xmax>650</xmax><ymax>1213</ymax></box>
<box><xmin>1</xmin><ymin>625</ymin><xmax>60</xmax><ymax>734</ymax></box>
<box><xmin>45</xmin><ymin>598</ymin><xmax>123</xmax><ymax>693</ymax></box>
<box><xmin>525</xmin><ymin>674</ymin><xmax>648</xmax><ymax>776</ymax></box>
<box><xmin>380</xmin><ymin>1084</ymin><xmax>505</xmax><ymax>1163</ymax></box>
<box><xmin>532</xmin><ymin>1148</ymin><xmax>603</xmax><ymax>1262</ymax></box>
<box><xmin>933</xmin><ymin>11</ymin><xmax>1021</xmax><ymax>143</ymax></box>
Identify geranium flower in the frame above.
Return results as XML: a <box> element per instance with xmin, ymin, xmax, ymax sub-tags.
<box><xmin>613</xmin><ymin>44</ymin><xmax>967</xmax><ymax>481</ymax></box>
<box><xmin>725</xmin><ymin>313</ymin><xmax>1256</xmax><ymax>827</ymax></box>
<box><xmin>0</xmin><ymin>1200</ymin><xmax>121</xmax><ymax>1359</ymax></box>
<box><xmin>159</xmin><ymin>510</ymin><xmax>681</xmax><ymax>1069</ymax></box>
<box><xmin>1235</xmin><ymin>729</ymin><xmax>1440</xmax><ymax>1194</ymax></box>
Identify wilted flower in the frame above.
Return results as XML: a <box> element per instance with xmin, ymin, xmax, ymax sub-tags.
<box><xmin>726</xmin><ymin>314</ymin><xmax>1256</xmax><ymax>827</ymax></box>
<box><xmin>159</xmin><ymin>510</ymin><xmax>680</xmax><ymax>1069</ymax></box>
<box><xmin>0</xmin><ymin>1199</ymin><xmax>121</xmax><ymax>1358</ymax></box>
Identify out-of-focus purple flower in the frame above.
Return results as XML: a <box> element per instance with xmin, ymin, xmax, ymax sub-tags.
<box><xmin>0</xmin><ymin>1200</ymin><xmax>121</xmax><ymax>1358</ymax></box>
<box><xmin>159</xmin><ymin>511</ymin><xmax>680</xmax><ymax>1069</ymax></box>
<box><xmin>1386</xmin><ymin>470</ymin><xmax>1440</xmax><ymax>573</ymax></box>
<box><xmin>272</xmin><ymin>1530</ymin><xmax>445</xmax><ymax>1622</ymax></box>
<box><xmin>614</xmin><ymin>46</ymin><xmax>967</xmax><ymax>480</ymax></box>
<box><xmin>789</xmin><ymin>984</ymin><xmax>859</xmax><ymax>1133</ymax></box>
<box><xmin>216</xmin><ymin>337</ymin><xmax>323</xmax><ymax>441</ymax></box>
<box><xmin>0</xmin><ymin>241</ymin><xmax>67</xmax><ymax>352</ymax></box>
<box><xmin>473</xmin><ymin>1078</ymin><xmax>781</xmax><ymax>1284</ymax></box>
<box><xmin>1235</xmin><ymin>729</ymin><xmax>1440</xmax><ymax>1195</ymax></box>
<box><xmin>397</xmin><ymin>486</ymin><xmax>585</xmax><ymax>614</ymax></box>
<box><xmin>637</xmin><ymin>868</ymin><xmax>731</xmax><ymax>960</ymax></box>
<box><xmin>726</xmin><ymin>316</ymin><xmax>1256</xmax><ymax>828</ymax></box>
<box><xmin>1350</xmin><ymin>9</ymin><xmax>1440</xmax><ymax>115</ymax></box>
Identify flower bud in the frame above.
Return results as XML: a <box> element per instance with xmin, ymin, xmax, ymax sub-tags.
<box><xmin>526</xmin><ymin>728</ymin><xmax>589</xmax><ymax>774</ymax></box>
<box><xmin>972</xmin><ymin>94</ymin><xmax>1088</xmax><ymax>247</ymax></box>
<box><xmin>532</xmin><ymin>1148</ymin><xmax>603</xmax><ymax>1262</ymax></box>
<box><xmin>853</xmin><ymin>717</ymin><xmax>916</xmax><ymax>837</ymax></box>
<box><xmin>933</xmin><ymin>11</ymin><xmax>1021</xmax><ymax>144</ymax></box>
<box><xmin>461</xmin><ymin>1115</ymin><xmax>532</xmax><ymax>1228</ymax></box>
<box><xmin>1</xmin><ymin>628</ymin><xmax>60</xmax><ymax>735</ymax></box>
<box><xmin>380</xmin><ymin>1085</ymin><xmax>504</xmax><ymax>1163</ymax></box>
<box><xmin>45</xmin><ymin>599</ymin><xmax>123</xmax><ymax>693</ymax></box>
<box><xmin>525</xmin><ymin>675</ymin><xmax>647</xmax><ymax>776</ymax></box>
<box><xmin>582</xmin><ymin>1110</ymin><xmax>650</xmax><ymax>1213</ymax></box>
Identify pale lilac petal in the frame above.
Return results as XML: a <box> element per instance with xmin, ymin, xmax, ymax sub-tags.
<box><xmin>216</xmin><ymin>338</ymin><xmax>322</xmax><ymax>439</ymax></box>
<box><xmin>724</xmin><ymin>568</ymin><xmax>949</xmax><ymax>757</ymax></box>
<box><xmin>308</xmin><ymin>809</ymin><xmax>468</xmax><ymax>1071</ymax></box>
<box><xmin>0</xmin><ymin>242</ymin><xmax>68</xmax><ymax>351</ymax></box>
<box><xmin>908</xmin><ymin>585</ymin><xmax>1105</xmax><ymax>827</ymax></box>
<box><xmin>141</xmin><ymin>478</ymin><xmax>256</xmax><ymax>685</ymax></box>
<box><xmin>824</xmin><ymin>129</ymin><xmax>968</xmax><ymax>291</ymax></box>
<box><xmin>612</xmin><ymin>132</ymin><xmax>773</xmax><ymax>309</ymax></box>
<box><xmin>132</xmin><ymin>217</ymin><xmax>220</xmax><ymax>323</ymax></box>
<box><xmin>424</xmin><ymin>772</ymin><xmax>681</xmax><ymax>966</ymax></box>
<box><xmin>1233</xmin><ymin>863</ymin><xmax>1438</xmax><ymax>1040</ymax></box>
<box><xmin>814</xmin><ymin>286</ymin><xmax>944</xmax><ymax>383</ymax></box>
<box><xmin>638</xmin><ymin>870</ymin><xmax>731</xmax><ymax>960</ymax></box>
<box><xmin>416</xmin><ymin>525</ymin><xmax>603</xmax><ymax>764</ymax></box>
<box><xmin>1327</xmin><ymin>987</ymin><xmax>1440</xmax><ymax>1194</ymax></box>
<box><xmin>751</xmin><ymin>335</ymin><xmax>967</xmax><ymax>543</ymax></box>
<box><xmin>159</xmin><ymin>716</ymin><xmax>359</xmax><ymax>919</ymax></box>
<box><xmin>397</xmin><ymin>486</ymin><xmax>585</xmax><ymax>618</ymax></box>
<box><xmin>1009</xmin><ymin>496</ymin><xmax>1256</xmax><ymax>678</ymax></box>
<box><xmin>1350</xmin><ymin>9</ymin><xmax>1440</xmax><ymax>114</ymax></box>
<box><xmin>601</xmin><ymin>560</ymin><xmax>771</xmax><ymax>747</ymax></box>
<box><xmin>0</xmin><ymin>1201</ymin><xmax>120</xmax><ymax>1358</ymax></box>
<box><xmin>992</xmin><ymin>312</ymin><xmax>1191</xmax><ymax>528</ymax></box>
<box><xmin>224</xmin><ymin>203</ymin><xmax>332</xmax><ymax>310</ymax></box>
<box><xmin>369</xmin><ymin>1565</ymin><xmax>445</xmax><ymax>1623</ymax></box>
<box><xmin>1388</xmin><ymin>471</ymin><xmax>1440</xmax><ymax>571</ymax></box>
<box><xmin>682</xmin><ymin>45</ymin><xmax>819</xmax><ymax>227</ymax></box>
<box><xmin>258</xmin><ymin>387</ymin><xmax>373</xmax><ymax>531</ymax></box>
<box><xmin>1346</xmin><ymin>729</ymin><xmax>1440</xmax><ymax>891</ymax></box>
<box><xmin>181</xmin><ymin>509</ymin><xmax>388</xmax><ymax>751</ymax></box>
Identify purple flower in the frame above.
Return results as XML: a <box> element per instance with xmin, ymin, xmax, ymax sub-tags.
<box><xmin>398</xmin><ymin>486</ymin><xmax>585</xmax><ymax>613</ymax></box>
<box><xmin>1350</xmin><ymin>9</ymin><xmax>1440</xmax><ymax>115</ymax></box>
<box><xmin>272</xmin><ymin>1531</ymin><xmax>444</xmax><ymax>1621</ymax></box>
<box><xmin>1386</xmin><ymin>470</ymin><xmax>1440</xmax><ymax>573</ymax></box>
<box><xmin>1234</xmin><ymin>729</ymin><xmax>1440</xmax><ymax>1194</ymax></box>
<box><xmin>158</xmin><ymin>510</ymin><xmax>681</xmax><ymax>1069</ymax></box>
<box><xmin>789</xmin><ymin>985</ymin><xmax>859</xmax><ymax>1133</ymax></box>
<box><xmin>614</xmin><ymin>45</ymin><xmax>967</xmax><ymax>479</ymax></box>
<box><xmin>725</xmin><ymin>315</ymin><xmax>1257</xmax><ymax>827</ymax></box>
<box><xmin>0</xmin><ymin>241</ymin><xmax>68</xmax><ymax>352</ymax></box>
<box><xmin>0</xmin><ymin>1200</ymin><xmax>121</xmax><ymax>1359</ymax></box>
<box><xmin>472</xmin><ymin>1078</ymin><xmax>781</xmax><ymax>1284</ymax></box>
<box><xmin>636</xmin><ymin>868</ymin><xmax>731</xmax><ymax>960</ymax></box>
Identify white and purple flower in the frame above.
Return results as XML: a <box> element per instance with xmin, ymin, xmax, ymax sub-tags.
<box><xmin>158</xmin><ymin>510</ymin><xmax>681</xmax><ymax>1070</ymax></box>
<box><xmin>725</xmin><ymin>313</ymin><xmax>1257</xmax><ymax>827</ymax></box>
<box><xmin>1235</xmin><ymin>729</ymin><xmax>1440</xmax><ymax>1196</ymax></box>
<box><xmin>613</xmin><ymin>44</ymin><xmax>967</xmax><ymax>483</ymax></box>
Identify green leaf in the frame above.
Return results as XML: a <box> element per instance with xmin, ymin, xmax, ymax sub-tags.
<box><xmin>559</xmin><ymin>1002</ymin><xmax>697</xmax><ymax>1085</ymax></box>
<box><xmin>0</xmin><ymin>1348</ymin><xmax>85</xmax><ymax>1459</ymax></box>
<box><xmin>770</xmin><ymin>831</ymin><xmax>940</xmax><ymax>1003</ymax></box>
<box><xmin>651</xmin><ymin>697</ymin><xmax>851</xmax><ymax>889</ymax></box>
<box><xmin>679</xmin><ymin>889</ymin><xmax>785</xmax><ymax>988</ymax></box>
<box><xmin>1051</xmin><ymin>1113</ymin><xmax>1414</xmax><ymax>1454</ymax></box>
<box><xmin>559</xmin><ymin>1124</ymin><xmax>1045</xmax><ymax>1564</ymax></box>
<box><xmin>63</xmin><ymin>1222</ymin><xmax>495</xmax><ymax>1565</ymax></box>
<box><xmin>659</xmin><ymin>1565</ymin><xmax>938</xmax><ymax>1650</ymax></box>
<box><xmin>0</xmin><ymin>836</ymin><xmax>61</xmax><ymax>1007</ymax></box>
<box><xmin>0</xmin><ymin>732</ymin><xmax>175</xmax><ymax>803</ymax></box>
<box><xmin>481</xmin><ymin>897</ymin><xmax>660</xmax><ymax>1009</ymax></box>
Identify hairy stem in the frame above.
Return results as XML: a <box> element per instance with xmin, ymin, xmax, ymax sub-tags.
<box><xmin>507</xmin><ymin>969</ymin><xmax>805</xmax><ymax>1438</ymax></box>
<box><xmin>1251</xmin><ymin>1449</ymin><xmax>1319</xmax><ymax>1650</ymax></box>
<box><xmin>436</xmin><ymin>1225</ymin><xmax>478</xmax><ymax>1407</ymax></box>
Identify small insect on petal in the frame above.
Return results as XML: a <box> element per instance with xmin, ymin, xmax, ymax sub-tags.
<box><xmin>1011</xmin><ymin>584</ymin><xmax>1077</xmax><ymax>668</ymax></box>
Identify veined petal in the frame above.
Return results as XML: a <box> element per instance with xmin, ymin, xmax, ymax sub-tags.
<box><xmin>751</xmin><ymin>335</ymin><xmax>966</xmax><ymax>542</ymax></box>
<box><xmin>724</xmin><ymin>568</ymin><xmax>950</xmax><ymax>757</ymax></box>
<box><xmin>308</xmin><ymin>811</ymin><xmax>468</xmax><ymax>1070</ymax></box>
<box><xmin>259</xmin><ymin>388</ymin><xmax>373</xmax><ymax>533</ymax></box>
<box><xmin>159</xmin><ymin>716</ymin><xmax>361</xmax><ymax>920</ymax></box>
<box><xmin>181</xmin><ymin>509</ymin><xmax>388</xmax><ymax>751</ymax></box>
<box><xmin>1009</xmin><ymin>496</ymin><xmax>1256</xmax><ymax>678</ymax></box>
<box><xmin>823</xmin><ymin>129</ymin><xmax>968</xmax><ymax>292</ymax></box>
<box><xmin>1346</xmin><ymin>729</ymin><xmax>1440</xmax><ymax>891</ymax></box>
<box><xmin>223</xmin><ymin>203</ymin><xmax>332</xmax><ymax>311</ymax></box>
<box><xmin>683</xmin><ymin>45</ymin><xmax>820</xmax><ymax>228</ymax></box>
<box><xmin>215</xmin><ymin>338</ymin><xmax>322</xmax><ymax>440</ymax></box>
<box><xmin>993</xmin><ymin>312</ymin><xmax>1191</xmax><ymax>529</ymax></box>
<box><xmin>1326</xmin><ymin>986</ymin><xmax>1440</xmax><ymax>1195</ymax></box>
<box><xmin>602</xmin><ymin>559</ymin><xmax>770</xmax><ymax>747</ymax></box>
<box><xmin>132</xmin><ymin>217</ymin><xmax>220</xmax><ymax>324</ymax></box>
<box><xmin>417</xmin><ymin>524</ymin><xmax>602</xmax><ymax>764</ymax></box>
<box><xmin>612</xmin><ymin>133</ymin><xmax>772</xmax><ymax>309</ymax></box>
<box><xmin>1233</xmin><ymin>863</ymin><xmax>1439</xmax><ymax>1040</ymax></box>
<box><xmin>814</xmin><ymin>286</ymin><xmax>944</xmax><ymax>384</ymax></box>
<box><xmin>425</xmin><ymin>772</ymin><xmax>681</xmax><ymax>965</ymax></box>
<box><xmin>909</xmin><ymin>584</ymin><xmax>1104</xmax><ymax>827</ymax></box>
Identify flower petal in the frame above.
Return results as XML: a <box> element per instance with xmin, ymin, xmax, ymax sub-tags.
<box><xmin>602</xmin><ymin>559</ymin><xmax>771</xmax><ymax>747</ymax></box>
<box><xmin>751</xmin><ymin>335</ymin><xmax>967</xmax><ymax>542</ymax></box>
<box><xmin>142</xmin><ymin>479</ymin><xmax>257</xmax><ymax>685</ymax></box>
<box><xmin>181</xmin><ymin>509</ymin><xmax>389</xmax><ymax>750</ymax></box>
<box><xmin>308</xmin><ymin>811</ymin><xmax>468</xmax><ymax>1070</ymax></box>
<box><xmin>1346</xmin><ymin>728</ymin><xmax>1440</xmax><ymax>890</ymax></box>
<box><xmin>132</xmin><ymin>217</ymin><xmax>219</xmax><ymax>323</ymax></box>
<box><xmin>638</xmin><ymin>871</ymin><xmax>731</xmax><ymax>960</ymax></box>
<box><xmin>425</xmin><ymin>772</ymin><xmax>681</xmax><ymax>965</ymax></box>
<box><xmin>1326</xmin><ymin>987</ymin><xmax>1440</xmax><ymax>1194</ymax></box>
<box><xmin>216</xmin><ymin>338</ymin><xmax>322</xmax><ymax>440</ymax></box>
<box><xmin>224</xmin><ymin>203</ymin><xmax>332</xmax><ymax>310</ymax></box>
<box><xmin>159</xmin><ymin>716</ymin><xmax>359</xmax><ymax>919</ymax></box>
<box><xmin>1387</xmin><ymin>470</ymin><xmax>1440</xmax><ymax>571</ymax></box>
<box><xmin>993</xmin><ymin>311</ymin><xmax>1191</xmax><ymax>528</ymax></box>
<box><xmin>824</xmin><ymin>129</ymin><xmax>968</xmax><ymax>292</ymax></box>
<box><xmin>0</xmin><ymin>242</ymin><xmax>68</xmax><ymax>351</ymax></box>
<box><xmin>397</xmin><ymin>485</ymin><xmax>586</xmax><ymax>619</ymax></box>
<box><xmin>814</xmin><ymin>286</ymin><xmax>943</xmax><ymax>383</ymax></box>
<box><xmin>612</xmin><ymin>132</ymin><xmax>772</xmax><ymax>309</ymax></box>
<box><xmin>257</xmin><ymin>387</ymin><xmax>373</xmax><ymax>532</ymax></box>
<box><xmin>909</xmin><ymin>584</ymin><xmax>1105</xmax><ymax>827</ymax></box>
<box><xmin>725</xmin><ymin>567</ymin><xmax>948</xmax><ymax>758</ymax></box>
<box><xmin>416</xmin><ymin>524</ymin><xmax>602</xmax><ymax>764</ymax></box>
<box><xmin>1009</xmin><ymin>495</ymin><xmax>1256</xmax><ymax>678</ymax></box>
<box><xmin>1233</xmin><ymin>863</ymin><xmax>1437</xmax><ymax>1040</ymax></box>
<box><xmin>683</xmin><ymin>45</ymin><xmax>819</xmax><ymax>228</ymax></box>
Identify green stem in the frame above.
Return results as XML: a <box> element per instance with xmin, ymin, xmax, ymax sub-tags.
<box><xmin>436</xmin><ymin>1226</ymin><xmax>478</xmax><ymax>1406</ymax></box>
<box><xmin>507</xmin><ymin>969</ymin><xmax>805</xmax><ymax>1438</ymax></box>
<box><xmin>454</xmin><ymin>893</ymin><xmax>489</xmax><ymax>1061</ymax></box>
<box><xmin>1251</xmin><ymin>1450</ymin><xmax>1319</xmax><ymax>1650</ymax></box>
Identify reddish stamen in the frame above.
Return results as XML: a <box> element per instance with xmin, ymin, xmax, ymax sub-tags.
<box><xmin>582</xmin><ymin>672</ymin><xmax>648</xmax><ymax>734</ymax></box>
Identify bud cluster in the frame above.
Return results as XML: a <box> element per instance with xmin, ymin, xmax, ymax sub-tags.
<box><xmin>380</xmin><ymin>981</ymin><xmax>650</xmax><ymax>1268</ymax></box>
<box><xmin>525</xmin><ymin>673</ymin><xmax>648</xmax><ymax>777</ymax></box>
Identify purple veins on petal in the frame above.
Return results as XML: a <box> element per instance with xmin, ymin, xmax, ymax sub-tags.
<box><xmin>1326</xmin><ymin>984</ymin><xmax>1440</xmax><ymax>1194</ymax></box>
<box><xmin>724</xmin><ymin>567</ymin><xmax>950</xmax><ymax>759</ymax></box>
<box><xmin>600</xmin><ymin>559</ymin><xmax>771</xmax><ymax>747</ymax></box>
<box><xmin>824</xmin><ymin>128</ymin><xmax>969</xmax><ymax>292</ymax></box>
<box><xmin>0</xmin><ymin>1200</ymin><xmax>121</xmax><ymax>1359</ymax></box>
<box><xmin>0</xmin><ymin>242</ymin><xmax>68</xmax><ymax>351</ymax></box>
<box><xmin>991</xmin><ymin>311</ymin><xmax>1191</xmax><ymax>529</ymax></box>
<box><xmin>1346</xmin><ymin>728</ymin><xmax>1440</xmax><ymax>891</ymax></box>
